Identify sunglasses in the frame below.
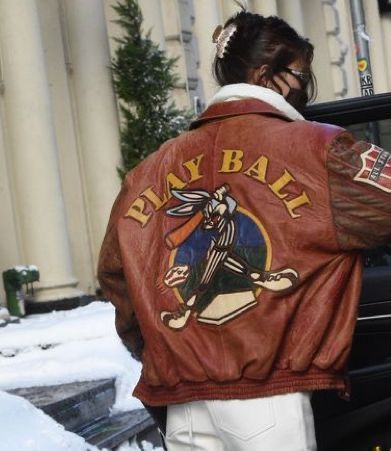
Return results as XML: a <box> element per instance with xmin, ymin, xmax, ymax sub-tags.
<box><xmin>282</xmin><ymin>67</ymin><xmax>311</xmax><ymax>88</ymax></box>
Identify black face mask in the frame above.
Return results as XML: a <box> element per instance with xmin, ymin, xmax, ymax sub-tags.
<box><xmin>285</xmin><ymin>87</ymin><xmax>308</xmax><ymax>114</ymax></box>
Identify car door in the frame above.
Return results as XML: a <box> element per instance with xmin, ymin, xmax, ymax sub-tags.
<box><xmin>305</xmin><ymin>93</ymin><xmax>391</xmax><ymax>451</ymax></box>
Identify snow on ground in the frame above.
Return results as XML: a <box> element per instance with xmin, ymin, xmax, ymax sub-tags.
<box><xmin>0</xmin><ymin>390</ymin><xmax>164</xmax><ymax>451</ymax></box>
<box><xmin>0</xmin><ymin>390</ymin><xmax>101</xmax><ymax>451</ymax></box>
<box><xmin>0</xmin><ymin>301</ymin><xmax>166</xmax><ymax>450</ymax></box>
<box><xmin>117</xmin><ymin>440</ymin><xmax>164</xmax><ymax>451</ymax></box>
<box><xmin>0</xmin><ymin>301</ymin><xmax>143</xmax><ymax>411</ymax></box>
<box><xmin>0</xmin><ymin>306</ymin><xmax>9</xmax><ymax>320</ymax></box>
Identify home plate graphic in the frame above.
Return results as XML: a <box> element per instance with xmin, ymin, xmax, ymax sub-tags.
<box><xmin>160</xmin><ymin>184</ymin><xmax>299</xmax><ymax>330</ymax></box>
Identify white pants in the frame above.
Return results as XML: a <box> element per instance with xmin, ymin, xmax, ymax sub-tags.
<box><xmin>165</xmin><ymin>392</ymin><xmax>317</xmax><ymax>451</ymax></box>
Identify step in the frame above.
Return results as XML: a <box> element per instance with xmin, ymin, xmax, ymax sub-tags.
<box><xmin>8</xmin><ymin>379</ymin><xmax>163</xmax><ymax>450</ymax></box>
<box><xmin>8</xmin><ymin>379</ymin><xmax>116</xmax><ymax>432</ymax></box>
<box><xmin>25</xmin><ymin>294</ymin><xmax>100</xmax><ymax>315</ymax></box>
<box><xmin>75</xmin><ymin>408</ymin><xmax>159</xmax><ymax>450</ymax></box>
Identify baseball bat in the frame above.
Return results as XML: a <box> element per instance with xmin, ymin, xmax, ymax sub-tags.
<box><xmin>165</xmin><ymin>211</ymin><xmax>203</xmax><ymax>250</ymax></box>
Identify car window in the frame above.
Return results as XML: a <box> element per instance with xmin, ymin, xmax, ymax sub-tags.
<box><xmin>347</xmin><ymin>119</ymin><xmax>391</xmax><ymax>149</ymax></box>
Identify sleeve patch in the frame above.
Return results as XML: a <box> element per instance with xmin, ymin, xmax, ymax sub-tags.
<box><xmin>353</xmin><ymin>144</ymin><xmax>391</xmax><ymax>193</ymax></box>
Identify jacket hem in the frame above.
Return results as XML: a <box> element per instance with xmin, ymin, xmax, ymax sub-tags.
<box><xmin>133</xmin><ymin>369</ymin><xmax>345</xmax><ymax>406</ymax></box>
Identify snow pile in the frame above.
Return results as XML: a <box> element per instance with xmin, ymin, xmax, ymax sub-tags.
<box><xmin>13</xmin><ymin>264</ymin><xmax>39</xmax><ymax>272</ymax></box>
<box><xmin>118</xmin><ymin>440</ymin><xmax>165</xmax><ymax>451</ymax></box>
<box><xmin>0</xmin><ymin>390</ymin><xmax>163</xmax><ymax>451</ymax></box>
<box><xmin>0</xmin><ymin>300</ymin><xmax>117</xmax><ymax>350</ymax></box>
<box><xmin>0</xmin><ymin>301</ymin><xmax>143</xmax><ymax>411</ymax></box>
<box><xmin>0</xmin><ymin>306</ymin><xmax>10</xmax><ymax>321</ymax></box>
<box><xmin>0</xmin><ymin>301</ymin><xmax>166</xmax><ymax>450</ymax></box>
<box><xmin>0</xmin><ymin>390</ymin><xmax>100</xmax><ymax>451</ymax></box>
<box><xmin>0</xmin><ymin>391</ymin><xmax>163</xmax><ymax>451</ymax></box>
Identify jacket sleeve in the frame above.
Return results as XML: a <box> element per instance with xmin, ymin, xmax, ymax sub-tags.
<box><xmin>97</xmin><ymin>180</ymin><xmax>144</xmax><ymax>361</ymax></box>
<box><xmin>327</xmin><ymin>131</ymin><xmax>391</xmax><ymax>251</ymax></box>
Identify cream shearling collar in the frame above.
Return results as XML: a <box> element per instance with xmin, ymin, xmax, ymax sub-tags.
<box><xmin>208</xmin><ymin>83</ymin><xmax>305</xmax><ymax>121</ymax></box>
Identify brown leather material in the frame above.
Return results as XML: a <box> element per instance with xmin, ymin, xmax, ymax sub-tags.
<box><xmin>97</xmin><ymin>98</ymin><xmax>387</xmax><ymax>406</ymax></box>
<box><xmin>327</xmin><ymin>132</ymin><xmax>391</xmax><ymax>250</ymax></box>
<box><xmin>189</xmin><ymin>98</ymin><xmax>293</xmax><ymax>130</ymax></box>
<box><xmin>98</xmin><ymin>181</ymin><xmax>144</xmax><ymax>361</ymax></box>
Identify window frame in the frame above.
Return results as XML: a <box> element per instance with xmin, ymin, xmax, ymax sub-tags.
<box><xmin>304</xmin><ymin>92</ymin><xmax>391</xmax><ymax>126</ymax></box>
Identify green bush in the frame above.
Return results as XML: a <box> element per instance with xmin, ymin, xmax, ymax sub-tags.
<box><xmin>111</xmin><ymin>0</ymin><xmax>192</xmax><ymax>178</ymax></box>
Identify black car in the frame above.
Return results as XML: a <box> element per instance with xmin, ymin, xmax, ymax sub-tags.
<box><xmin>306</xmin><ymin>93</ymin><xmax>391</xmax><ymax>451</ymax></box>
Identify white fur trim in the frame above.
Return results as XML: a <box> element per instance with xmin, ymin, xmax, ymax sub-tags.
<box><xmin>208</xmin><ymin>83</ymin><xmax>305</xmax><ymax>121</ymax></box>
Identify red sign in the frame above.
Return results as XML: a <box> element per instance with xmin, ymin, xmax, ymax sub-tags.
<box><xmin>354</xmin><ymin>145</ymin><xmax>391</xmax><ymax>193</ymax></box>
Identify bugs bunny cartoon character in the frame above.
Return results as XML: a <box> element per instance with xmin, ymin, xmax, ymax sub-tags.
<box><xmin>161</xmin><ymin>184</ymin><xmax>299</xmax><ymax>330</ymax></box>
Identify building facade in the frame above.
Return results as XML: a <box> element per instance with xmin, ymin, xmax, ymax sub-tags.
<box><xmin>0</xmin><ymin>0</ymin><xmax>390</xmax><ymax>306</ymax></box>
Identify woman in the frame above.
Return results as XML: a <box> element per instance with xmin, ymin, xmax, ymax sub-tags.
<box><xmin>98</xmin><ymin>9</ymin><xmax>391</xmax><ymax>451</ymax></box>
<box><xmin>211</xmin><ymin>12</ymin><xmax>316</xmax><ymax>116</ymax></box>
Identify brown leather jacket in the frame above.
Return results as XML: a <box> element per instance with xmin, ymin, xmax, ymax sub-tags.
<box><xmin>98</xmin><ymin>98</ymin><xmax>391</xmax><ymax>406</ymax></box>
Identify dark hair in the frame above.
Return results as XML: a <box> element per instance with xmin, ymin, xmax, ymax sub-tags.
<box><xmin>213</xmin><ymin>11</ymin><xmax>317</xmax><ymax>102</ymax></box>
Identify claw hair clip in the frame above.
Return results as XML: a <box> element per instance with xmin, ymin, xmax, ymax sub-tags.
<box><xmin>212</xmin><ymin>23</ymin><xmax>237</xmax><ymax>59</ymax></box>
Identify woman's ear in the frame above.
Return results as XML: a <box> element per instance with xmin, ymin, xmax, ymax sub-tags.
<box><xmin>247</xmin><ymin>64</ymin><xmax>269</xmax><ymax>86</ymax></box>
<box><xmin>249</xmin><ymin>64</ymin><xmax>271</xmax><ymax>87</ymax></box>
